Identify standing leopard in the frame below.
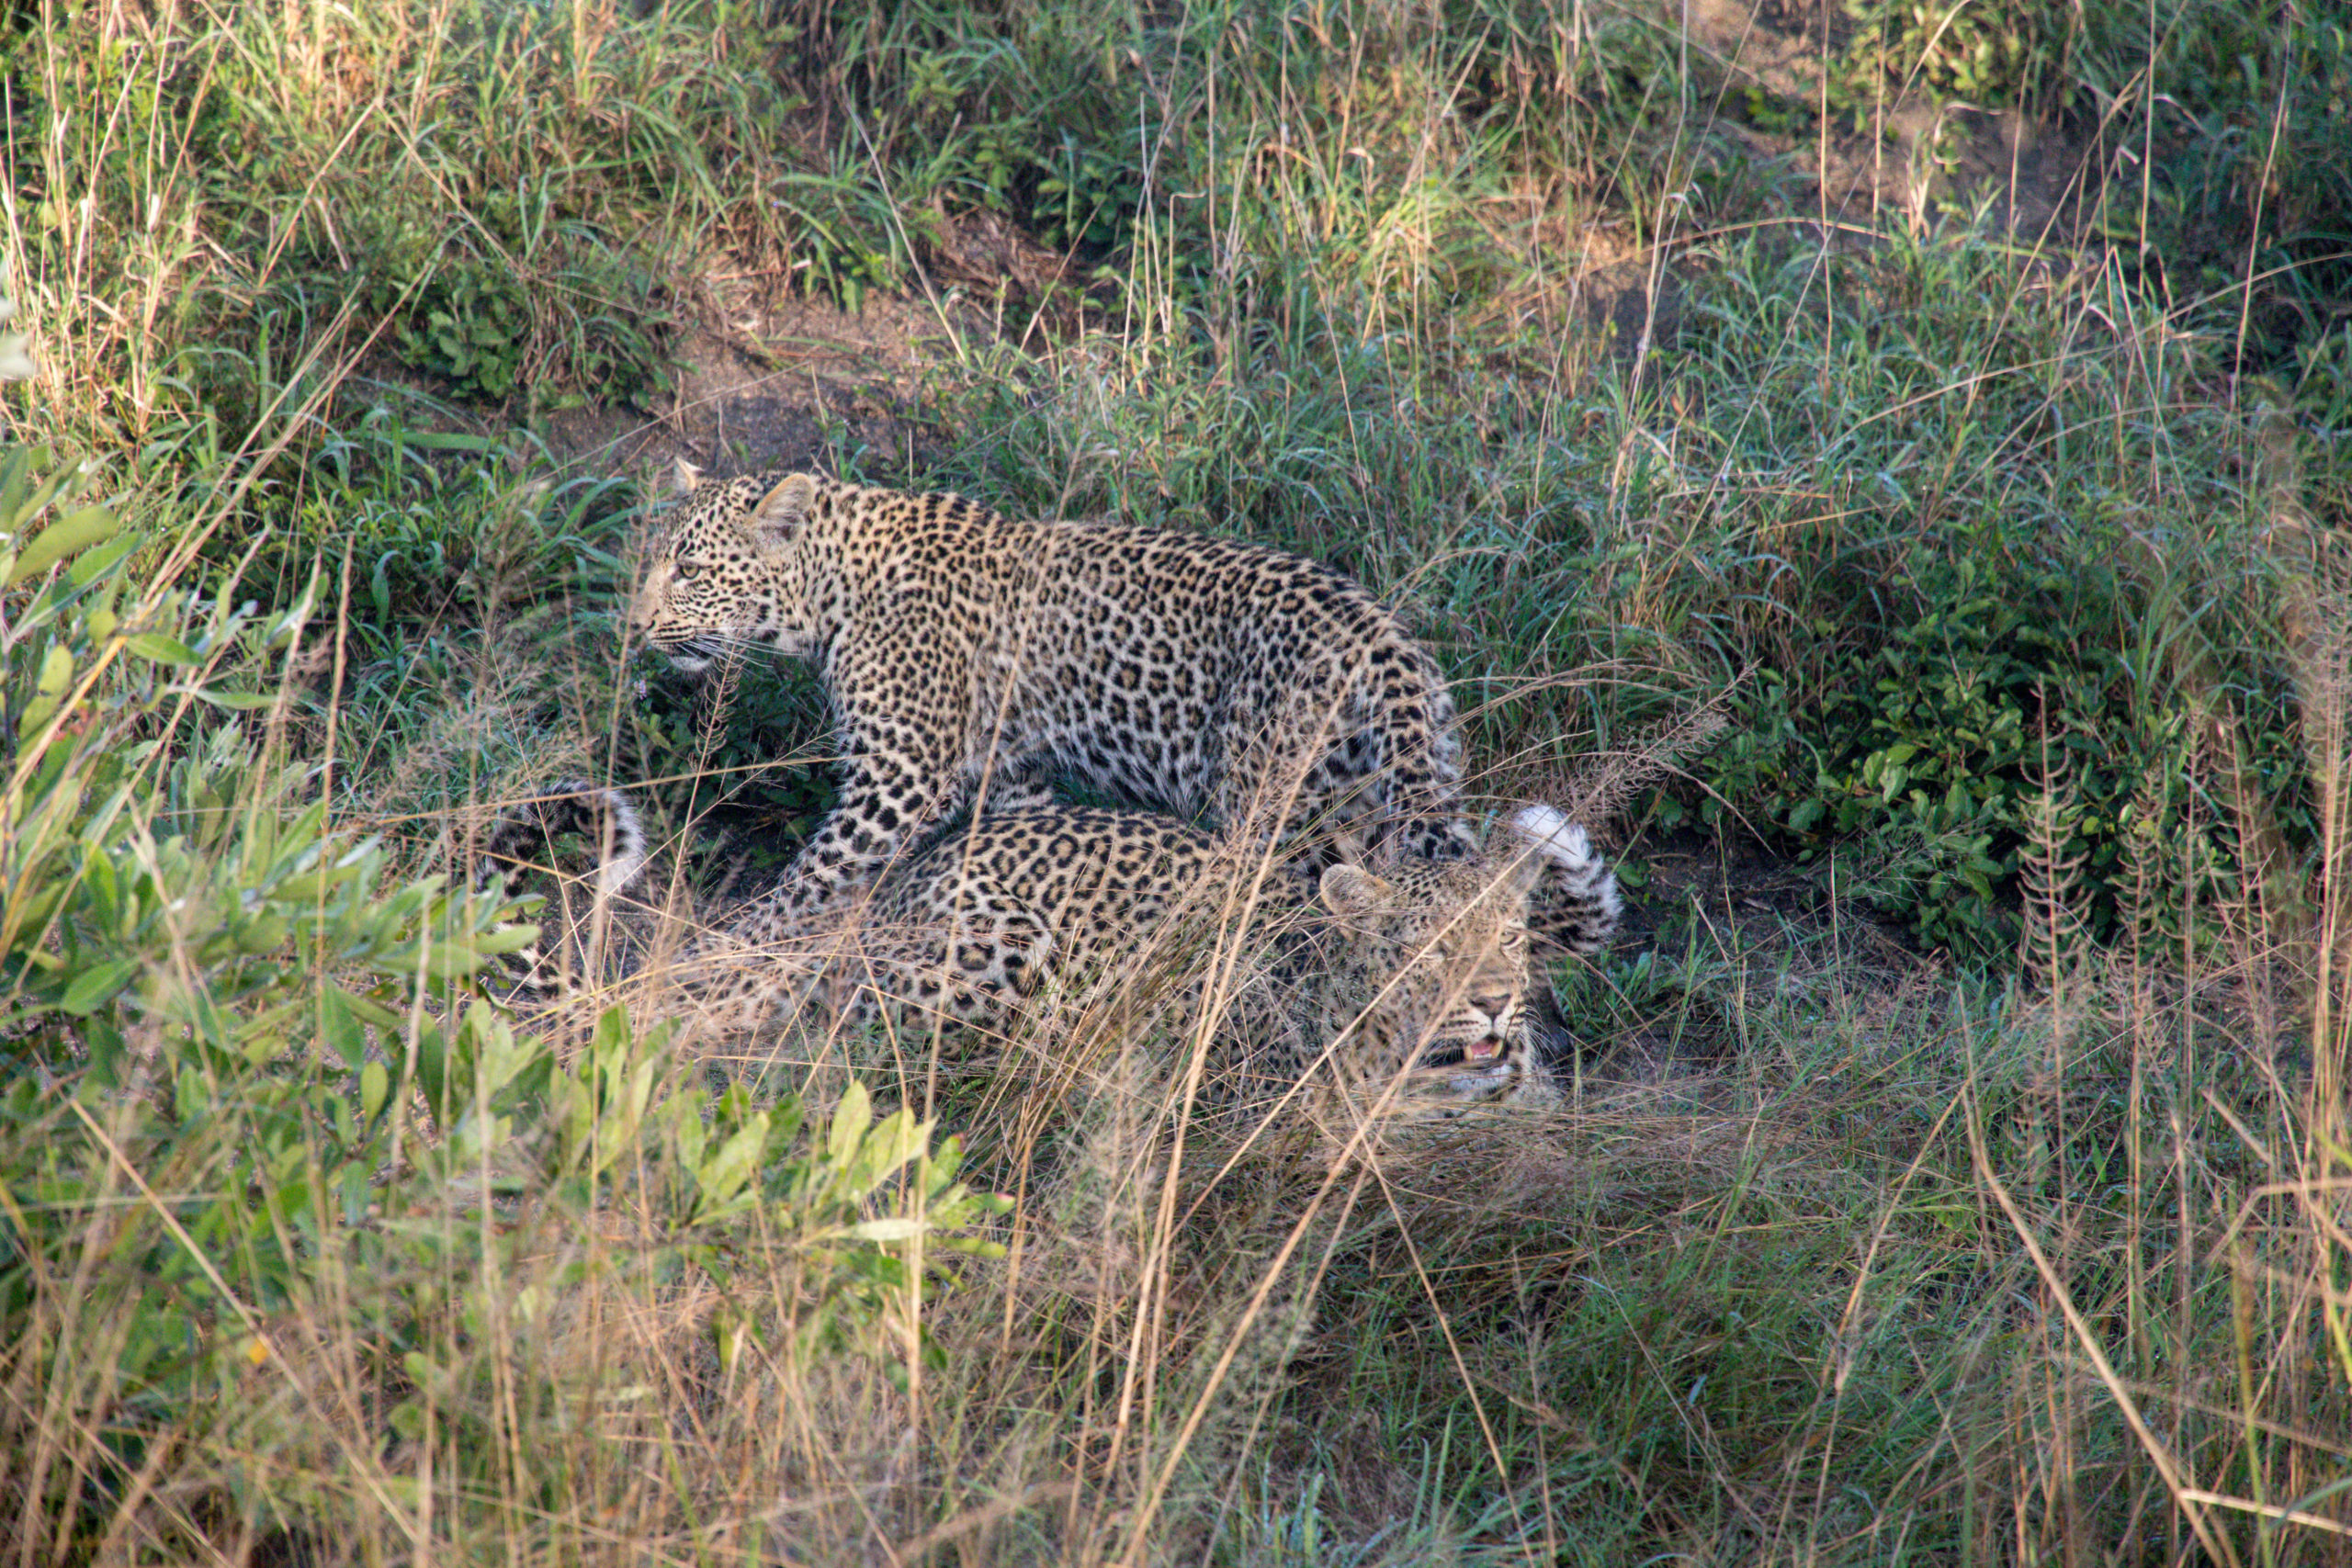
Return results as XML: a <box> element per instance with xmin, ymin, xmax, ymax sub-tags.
<box><xmin>484</xmin><ymin>789</ymin><xmax>1622</xmax><ymax>1117</ymax></box>
<box><xmin>631</xmin><ymin>465</ymin><xmax>1484</xmax><ymax>930</ymax></box>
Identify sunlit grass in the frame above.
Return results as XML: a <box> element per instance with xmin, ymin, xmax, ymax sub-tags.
<box><xmin>4</xmin><ymin>0</ymin><xmax>2350</xmax><ymax>1561</ymax></box>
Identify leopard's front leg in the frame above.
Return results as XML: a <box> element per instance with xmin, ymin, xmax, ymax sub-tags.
<box><xmin>769</xmin><ymin>638</ymin><xmax>972</xmax><ymax>922</ymax></box>
<box><xmin>775</xmin><ymin>761</ymin><xmax>957</xmax><ymax>921</ymax></box>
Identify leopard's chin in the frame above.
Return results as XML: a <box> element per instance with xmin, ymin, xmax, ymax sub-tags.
<box><xmin>1414</xmin><ymin>1039</ymin><xmax>1518</xmax><ymax>1100</ymax></box>
<box><xmin>647</xmin><ymin>634</ymin><xmax>730</xmax><ymax>675</ymax></box>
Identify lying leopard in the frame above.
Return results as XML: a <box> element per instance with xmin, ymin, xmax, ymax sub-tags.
<box><xmin>811</xmin><ymin>801</ymin><xmax>1620</xmax><ymax>1115</ymax></box>
<box><xmin>631</xmin><ymin>466</ymin><xmax>1486</xmax><ymax>932</ymax></box>
<box><xmin>484</xmin><ymin>790</ymin><xmax>1621</xmax><ymax>1118</ymax></box>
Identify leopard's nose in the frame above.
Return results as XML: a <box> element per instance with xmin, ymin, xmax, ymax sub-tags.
<box><xmin>1467</xmin><ymin>990</ymin><xmax>1513</xmax><ymax>1024</ymax></box>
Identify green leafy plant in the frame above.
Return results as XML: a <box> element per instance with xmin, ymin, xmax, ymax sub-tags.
<box><xmin>395</xmin><ymin>265</ymin><xmax>530</xmax><ymax>403</ymax></box>
<box><xmin>1826</xmin><ymin>0</ymin><xmax>2075</xmax><ymax>119</ymax></box>
<box><xmin>0</xmin><ymin>446</ymin><xmax>1004</xmax><ymax>1551</ymax></box>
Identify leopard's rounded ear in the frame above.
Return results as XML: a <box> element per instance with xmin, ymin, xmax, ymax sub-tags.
<box><xmin>749</xmin><ymin>472</ymin><xmax>820</xmax><ymax>553</ymax></box>
<box><xmin>1318</xmin><ymin>863</ymin><xmax>1395</xmax><ymax>918</ymax></box>
<box><xmin>669</xmin><ymin>456</ymin><xmax>706</xmax><ymax>496</ymax></box>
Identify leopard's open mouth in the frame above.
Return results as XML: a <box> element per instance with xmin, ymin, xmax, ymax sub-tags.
<box><xmin>1419</xmin><ymin>1035</ymin><xmax>1510</xmax><ymax>1072</ymax></box>
<box><xmin>650</xmin><ymin>634</ymin><xmax>729</xmax><ymax>673</ymax></box>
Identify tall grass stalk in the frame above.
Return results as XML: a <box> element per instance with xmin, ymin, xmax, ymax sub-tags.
<box><xmin>6</xmin><ymin>0</ymin><xmax>2352</xmax><ymax>1559</ymax></box>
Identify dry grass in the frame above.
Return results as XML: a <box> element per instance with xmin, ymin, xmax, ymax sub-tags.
<box><xmin>5</xmin><ymin>0</ymin><xmax>2351</xmax><ymax>1560</ymax></box>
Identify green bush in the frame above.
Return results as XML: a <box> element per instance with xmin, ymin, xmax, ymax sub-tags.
<box><xmin>1694</xmin><ymin>539</ymin><xmax>2305</xmax><ymax>958</ymax></box>
<box><xmin>1826</xmin><ymin>0</ymin><xmax>2080</xmax><ymax>118</ymax></box>
<box><xmin>1614</xmin><ymin>235</ymin><xmax>2309</xmax><ymax>959</ymax></box>
<box><xmin>2</xmin><ymin>991</ymin><xmax>1002</xmax><ymax>1550</ymax></box>
<box><xmin>0</xmin><ymin>444</ymin><xmax>1004</xmax><ymax>1552</ymax></box>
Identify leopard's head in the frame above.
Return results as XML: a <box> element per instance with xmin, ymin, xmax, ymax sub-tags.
<box><xmin>630</xmin><ymin>461</ymin><xmax>827</xmax><ymax>673</ymax></box>
<box><xmin>1313</xmin><ymin>806</ymin><xmax>1604</xmax><ymax>1109</ymax></box>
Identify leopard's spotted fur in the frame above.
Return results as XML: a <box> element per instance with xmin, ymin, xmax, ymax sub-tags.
<box><xmin>469</xmin><ymin>780</ymin><xmax>650</xmax><ymax>998</ymax></box>
<box><xmin>480</xmin><ymin>779</ymin><xmax>1618</xmax><ymax>1113</ymax></box>
<box><xmin>808</xmin><ymin>804</ymin><xmax>1618</xmax><ymax>1109</ymax></box>
<box><xmin>677</xmin><ymin>801</ymin><xmax>1623</xmax><ymax>1116</ymax></box>
<box><xmin>630</xmin><ymin>468</ymin><xmax>1480</xmax><ymax>935</ymax></box>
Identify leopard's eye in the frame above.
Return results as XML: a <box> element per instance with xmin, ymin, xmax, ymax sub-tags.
<box><xmin>673</xmin><ymin>558</ymin><xmax>703</xmax><ymax>581</ymax></box>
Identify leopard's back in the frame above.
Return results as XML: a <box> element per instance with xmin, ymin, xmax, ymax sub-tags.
<box><xmin>630</xmin><ymin>472</ymin><xmax>1479</xmax><ymax>930</ymax></box>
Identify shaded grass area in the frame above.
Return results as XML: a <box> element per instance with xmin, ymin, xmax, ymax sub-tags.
<box><xmin>4</xmin><ymin>0</ymin><xmax>2351</xmax><ymax>1561</ymax></box>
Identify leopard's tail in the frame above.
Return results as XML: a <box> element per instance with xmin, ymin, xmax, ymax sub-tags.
<box><xmin>1507</xmin><ymin>804</ymin><xmax>1623</xmax><ymax>958</ymax></box>
<box><xmin>478</xmin><ymin>782</ymin><xmax>648</xmax><ymax>900</ymax></box>
<box><xmin>476</xmin><ymin>782</ymin><xmax>648</xmax><ymax>998</ymax></box>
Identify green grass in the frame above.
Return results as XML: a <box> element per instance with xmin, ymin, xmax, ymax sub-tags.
<box><xmin>5</xmin><ymin>0</ymin><xmax>2352</xmax><ymax>1561</ymax></box>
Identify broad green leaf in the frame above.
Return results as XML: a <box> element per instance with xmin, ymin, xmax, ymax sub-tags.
<box><xmin>673</xmin><ymin>1098</ymin><xmax>707</xmax><ymax>1175</ymax></box>
<box><xmin>59</xmin><ymin>957</ymin><xmax>139</xmax><ymax>1015</ymax></box>
<box><xmin>17</xmin><ymin>694</ymin><xmax>59</xmax><ymax>736</ymax></box>
<box><xmin>359</xmin><ymin>1053</ymin><xmax>388</xmax><ymax>1128</ymax></box>
<box><xmin>842</xmin><ymin>1108</ymin><xmax>923</xmax><ymax>1199</ymax></box>
<box><xmin>696</xmin><ymin>1116</ymin><xmax>769</xmax><ymax>1211</ymax></box>
<box><xmin>68</xmin><ymin>534</ymin><xmax>139</xmax><ymax>587</ymax></box>
<box><xmin>233</xmin><ymin>912</ymin><xmax>288</xmax><ymax>953</ymax></box>
<box><xmin>591</xmin><ymin>1004</ymin><xmax>632</xmax><ymax>1060</ymax></box>
<box><xmin>333</xmin><ymin>988</ymin><xmax>404</xmax><ymax>1031</ymax></box>
<box><xmin>6</xmin><ymin>504</ymin><xmax>118</xmax><ymax>585</ymax></box>
<box><xmin>189</xmin><ymin>688</ymin><xmax>277</xmax><ymax>711</ymax></box>
<box><xmin>828</xmin><ymin>1078</ymin><xmax>874</xmax><ymax>1167</ymax></box>
<box><xmin>469</xmin><ymin>1005</ymin><xmax>544</xmax><ymax>1101</ymax></box>
<box><xmin>81</xmin><ymin>847</ymin><xmax>119</xmax><ymax>923</ymax></box>
<box><xmin>268</xmin><ymin>860</ymin><xmax>364</xmax><ymax>905</ymax></box>
<box><xmin>320</xmin><ymin>988</ymin><xmax>370</xmax><ymax>1070</ymax></box>
<box><xmin>0</xmin><ymin>446</ymin><xmax>48</xmax><ymax>521</ymax></box>
<box><xmin>125</xmin><ymin>633</ymin><xmax>199</xmax><ymax>666</ymax></box>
